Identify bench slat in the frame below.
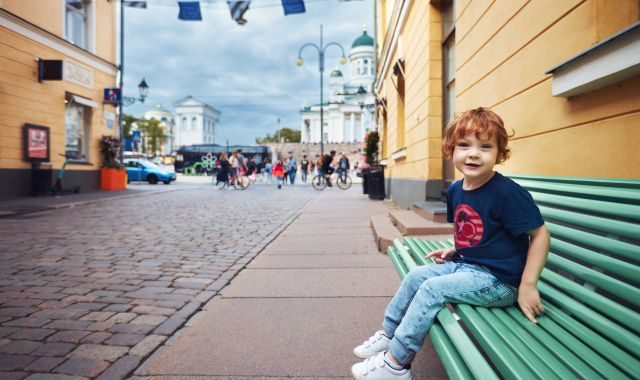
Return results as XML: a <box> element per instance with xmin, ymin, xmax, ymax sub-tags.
<box><xmin>530</xmin><ymin>191</ymin><xmax>640</xmax><ymax>223</ymax></box>
<box><xmin>544</xmin><ymin>304</ymin><xmax>640</xmax><ymax>378</ymax></box>
<box><xmin>388</xmin><ymin>247</ymin><xmax>409</xmax><ymax>278</ymax></box>
<box><xmin>536</xmin><ymin>308</ymin><xmax>629</xmax><ymax>379</ymax></box>
<box><xmin>550</xmin><ymin>239</ymin><xmax>638</xmax><ymax>284</ymax></box>
<box><xmin>538</xmin><ymin>281</ymin><xmax>640</xmax><ymax>353</ymax></box>
<box><xmin>428</xmin><ymin>324</ymin><xmax>475</xmax><ymax>380</ymax></box>
<box><xmin>541</xmin><ymin>269</ymin><xmax>640</xmax><ymax>332</ymax></box>
<box><xmin>504</xmin><ymin>308</ymin><xmax>603</xmax><ymax>379</ymax></box>
<box><xmin>547</xmin><ymin>252</ymin><xmax>640</xmax><ymax>307</ymax></box>
<box><xmin>507</xmin><ymin>174</ymin><xmax>640</xmax><ymax>189</ymax></box>
<box><xmin>456</xmin><ymin>304</ymin><xmax>536</xmax><ymax>379</ymax></box>
<box><xmin>436</xmin><ymin>307</ymin><xmax>499</xmax><ymax>380</ymax></box>
<box><xmin>514</xmin><ymin>179</ymin><xmax>640</xmax><ymax>204</ymax></box>
<box><xmin>547</xmin><ymin>222</ymin><xmax>639</xmax><ymax>263</ymax></box>
<box><xmin>474</xmin><ymin>307</ymin><xmax>563</xmax><ymax>379</ymax></box>
<box><xmin>539</xmin><ymin>205</ymin><xmax>640</xmax><ymax>240</ymax></box>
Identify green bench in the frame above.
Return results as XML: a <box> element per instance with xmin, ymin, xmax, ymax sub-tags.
<box><xmin>387</xmin><ymin>175</ymin><xmax>640</xmax><ymax>379</ymax></box>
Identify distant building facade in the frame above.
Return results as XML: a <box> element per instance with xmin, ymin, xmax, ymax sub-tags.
<box><xmin>144</xmin><ymin>104</ymin><xmax>175</xmax><ymax>154</ymax></box>
<box><xmin>174</xmin><ymin>96</ymin><xmax>220</xmax><ymax>147</ymax></box>
<box><xmin>300</xmin><ymin>29</ymin><xmax>377</xmax><ymax>144</ymax></box>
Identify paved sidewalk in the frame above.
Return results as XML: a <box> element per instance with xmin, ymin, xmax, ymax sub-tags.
<box><xmin>134</xmin><ymin>188</ymin><xmax>447</xmax><ymax>379</ymax></box>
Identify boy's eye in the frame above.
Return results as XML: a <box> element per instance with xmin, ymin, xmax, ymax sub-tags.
<box><xmin>457</xmin><ymin>142</ymin><xmax>469</xmax><ymax>147</ymax></box>
<box><xmin>481</xmin><ymin>144</ymin><xmax>493</xmax><ymax>149</ymax></box>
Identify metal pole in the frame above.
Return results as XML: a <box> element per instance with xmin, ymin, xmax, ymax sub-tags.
<box><xmin>319</xmin><ymin>25</ymin><xmax>324</xmax><ymax>156</ymax></box>
<box><xmin>117</xmin><ymin>0</ymin><xmax>124</xmax><ymax>163</ymax></box>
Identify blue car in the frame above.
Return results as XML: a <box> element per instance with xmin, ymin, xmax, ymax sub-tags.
<box><xmin>124</xmin><ymin>159</ymin><xmax>176</xmax><ymax>185</ymax></box>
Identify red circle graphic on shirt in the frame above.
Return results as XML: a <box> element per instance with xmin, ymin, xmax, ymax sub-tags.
<box><xmin>454</xmin><ymin>204</ymin><xmax>483</xmax><ymax>248</ymax></box>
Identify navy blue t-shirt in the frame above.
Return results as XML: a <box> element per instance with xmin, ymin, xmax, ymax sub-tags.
<box><xmin>446</xmin><ymin>172</ymin><xmax>544</xmax><ymax>287</ymax></box>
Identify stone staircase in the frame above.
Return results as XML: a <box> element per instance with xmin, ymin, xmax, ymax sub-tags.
<box><xmin>371</xmin><ymin>201</ymin><xmax>453</xmax><ymax>252</ymax></box>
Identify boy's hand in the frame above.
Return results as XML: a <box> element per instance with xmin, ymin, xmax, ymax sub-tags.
<box><xmin>518</xmin><ymin>283</ymin><xmax>544</xmax><ymax>323</ymax></box>
<box><xmin>425</xmin><ymin>247</ymin><xmax>458</xmax><ymax>264</ymax></box>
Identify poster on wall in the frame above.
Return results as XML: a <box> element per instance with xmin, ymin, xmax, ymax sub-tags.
<box><xmin>23</xmin><ymin>124</ymin><xmax>50</xmax><ymax>162</ymax></box>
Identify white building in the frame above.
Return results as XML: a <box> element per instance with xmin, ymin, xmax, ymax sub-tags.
<box><xmin>174</xmin><ymin>95</ymin><xmax>220</xmax><ymax>147</ymax></box>
<box><xmin>144</xmin><ymin>104</ymin><xmax>175</xmax><ymax>154</ymax></box>
<box><xmin>300</xmin><ymin>29</ymin><xmax>376</xmax><ymax>144</ymax></box>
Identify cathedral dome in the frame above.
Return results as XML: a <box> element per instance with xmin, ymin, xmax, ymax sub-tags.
<box><xmin>352</xmin><ymin>31</ymin><xmax>374</xmax><ymax>48</ymax></box>
<box><xmin>330</xmin><ymin>69</ymin><xmax>343</xmax><ymax>77</ymax></box>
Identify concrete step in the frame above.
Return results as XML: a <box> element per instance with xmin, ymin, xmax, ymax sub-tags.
<box><xmin>389</xmin><ymin>210</ymin><xmax>453</xmax><ymax>236</ymax></box>
<box><xmin>370</xmin><ymin>215</ymin><xmax>403</xmax><ymax>253</ymax></box>
<box><xmin>412</xmin><ymin>201</ymin><xmax>448</xmax><ymax>223</ymax></box>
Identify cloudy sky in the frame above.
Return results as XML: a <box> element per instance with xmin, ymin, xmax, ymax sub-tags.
<box><xmin>122</xmin><ymin>0</ymin><xmax>374</xmax><ymax>145</ymax></box>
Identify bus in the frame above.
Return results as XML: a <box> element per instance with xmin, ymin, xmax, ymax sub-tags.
<box><xmin>174</xmin><ymin>144</ymin><xmax>272</xmax><ymax>173</ymax></box>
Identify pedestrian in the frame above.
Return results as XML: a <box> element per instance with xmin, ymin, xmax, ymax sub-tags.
<box><xmin>264</xmin><ymin>159</ymin><xmax>273</xmax><ymax>183</ymax></box>
<box><xmin>300</xmin><ymin>155</ymin><xmax>309</xmax><ymax>183</ymax></box>
<box><xmin>246</xmin><ymin>157</ymin><xmax>257</xmax><ymax>183</ymax></box>
<box><xmin>315</xmin><ymin>154</ymin><xmax>323</xmax><ymax>177</ymax></box>
<box><xmin>351</xmin><ymin>107</ymin><xmax>550</xmax><ymax>379</ymax></box>
<box><xmin>338</xmin><ymin>153</ymin><xmax>350</xmax><ymax>177</ymax></box>
<box><xmin>282</xmin><ymin>158</ymin><xmax>289</xmax><ymax>185</ymax></box>
<box><xmin>273</xmin><ymin>159</ymin><xmax>284</xmax><ymax>189</ymax></box>
<box><xmin>229</xmin><ymin>151</ymin><xmax>239</xmax><ymax>186</ymax></box>
<box><xmin>288</xmin><ymin>155</ymin><xmax>297</xmax><ymax>185</ymax></box>
<box><xmin>215</xmin><ymin>152</ymin><xmax>230</xmax><ymax>189</ymax></box>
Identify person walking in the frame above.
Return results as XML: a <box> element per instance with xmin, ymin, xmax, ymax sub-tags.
<box><xmin>273</xmin><ymin>159</ymin><xmax>284</xmax><ymax>189</ymax></box>
<box><xmin>264</xmin><ymin>159</ymin><xmax>273</xmax><ymax>183</ymax></box>
<box><xmin>300</xmin><ymin>155</ymin><xmax>309</xmax><ymax>183</ymax></box>
<box><xmin>288</xmin><ymin>155</ymin><xmax>298</xmax><ymax>185</ymax></box>
<box><xmin>215</xmin><ymin>152</ymin><xmax>230</xmax><ymax>189</ymax></box>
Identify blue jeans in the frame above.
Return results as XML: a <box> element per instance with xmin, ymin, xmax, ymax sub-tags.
<box><xmin>383</xmin><ymin>261</ymin><xmax>517</xmax><ymax>365</ymax></box>
<box><xmin>289</xmin><ymin>170</ymin><xmax>296</xmax><ymax>184</ymax></box>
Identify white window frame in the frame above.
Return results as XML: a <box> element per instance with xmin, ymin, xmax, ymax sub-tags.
<box><xmin>65</xmin><ymin>95</ymin><xmax>93</xmax><ymax>161</ymax></box>
<box><xmin>63</xmin><ymin>0</ymin><xmax>95</xmax><ymax>52</ymax></box>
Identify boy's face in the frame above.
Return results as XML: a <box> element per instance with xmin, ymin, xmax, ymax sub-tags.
<box><xmin>452</xmin><ymin>131</ymin><xmax>500</xmax><ymax>182</ymax></box>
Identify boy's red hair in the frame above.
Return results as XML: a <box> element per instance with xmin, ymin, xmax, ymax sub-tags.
<box><xmin>442</xmin><ymin>107</ymin><xmax>511</xmax><ymax>164</ymax></box>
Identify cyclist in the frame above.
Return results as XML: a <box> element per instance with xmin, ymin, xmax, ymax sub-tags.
<box><xmin>322</xmin><ymin>150</ymin><xmax>337</xmax><ymax>187</ymax></box>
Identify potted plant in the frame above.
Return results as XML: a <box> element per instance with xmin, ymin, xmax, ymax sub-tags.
<box><xmin>362</xmin><ymin>131</ymin><xmax>379</xmax><ymax>195</ymax></box>
<box><xmin>99</xmin><ymin>135</ymin><xmax>127</xmax><ymax>191</ymax></box>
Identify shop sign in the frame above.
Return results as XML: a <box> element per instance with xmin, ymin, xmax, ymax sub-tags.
<box><xmin>23</xmin><ymin>124</ymin><xmax>50</xmax><ymax>162</ymax></box>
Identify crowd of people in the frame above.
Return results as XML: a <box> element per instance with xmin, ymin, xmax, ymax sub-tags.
<box><xmin>212</xmin><ymin>149</ymin><xmax>357</xmax><ymax>190</ymax></box>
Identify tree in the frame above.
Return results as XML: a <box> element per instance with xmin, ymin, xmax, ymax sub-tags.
<box><xmin>137</xmin><ymin>119</ymin><xmax>167</xmax><ymax>156</ymax></box>
<box><xmin>122</xmin><ymin>114</ymin><xmax>137</xmax><ymax>139</ymax></box>
<box><xmin>256</xmin><ymin>128</ymin><xmax>301</xmax><ymax>144</ymax></box>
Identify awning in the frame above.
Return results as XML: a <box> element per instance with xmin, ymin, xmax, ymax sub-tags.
<box><xmin>70</xmin><ymin>95</ymin><xmax>98</xmax><ymax>108</ymax></box>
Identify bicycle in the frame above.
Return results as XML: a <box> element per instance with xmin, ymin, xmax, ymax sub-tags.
<box><xmin>51</xmin><ymin>153</ymin><xmax>80</xmax><ymax>196</ymax></box>
<box><xmin>311</xmin><ymin>171</ymin><xmax>352</xmax><ymax>191</ymax></box>
<box><xmin>230</xmin><ymin>167</ymin><xmax>251</xmax><ymax>190</ymax></box>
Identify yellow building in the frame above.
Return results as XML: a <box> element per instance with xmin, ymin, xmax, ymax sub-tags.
<box><xmin>0</xmin><ymin>0</ymin><xmax>118</xmax><ymax>197</ymax></box>
<box><xmin>375</xmin><ymin>0</ymin><xmax>640</xmax><ymax>207</ymax></box>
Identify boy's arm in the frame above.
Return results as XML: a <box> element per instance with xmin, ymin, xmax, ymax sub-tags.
<box><xmin>518</xmin><ymin>224</ymin><xmax>550</xmax><ymax>323</ymax></box>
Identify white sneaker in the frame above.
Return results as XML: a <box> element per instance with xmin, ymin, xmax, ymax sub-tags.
<box><xmin>353</xmin><ymin>330</ymin><xmax>391</xmax><ymax>359</ymax></box>
<box><xmin>351</xmin><ymin>351</ymin><xmax>413</xmax><ymax>380</ymax></box>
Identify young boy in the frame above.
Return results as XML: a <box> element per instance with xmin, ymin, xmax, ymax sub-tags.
<box><xmin>351</xmin><ymin>107</ymin><xmax>550</xmax><ymax>380</ymax></box>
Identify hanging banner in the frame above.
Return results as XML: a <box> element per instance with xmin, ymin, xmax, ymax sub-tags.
<box><xmin>228</xmin><ymin>1</ymin><xmax>251</xmax><ymax>25</ymax></box>
<box><xmin>178</xmin><ymin>1</ymin><xmax>203</xmax><ymax>21</ymax></box>
<box><xmin>282</xmin><ymin>0</ymin><xmax>305</xmax><ymax>15</ymax></box>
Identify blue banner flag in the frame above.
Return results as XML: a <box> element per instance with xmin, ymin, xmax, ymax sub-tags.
<box><xmin>178</xmin><ymin>1</ymin><xmax>202</xmax><ymax>21</ymax></box>
<box><xmin>282</xmin><ymin>0</ymin><xmax>305</xmax><ymax>15</ymax></box>
<box><xmin>228</xmin><ymin>1</ymin><xmax>251</xmax><ymax>25</ymax></box>
<box><xmin>123</xmin><ymin>1</ymin><xmax>147</xmax><ymax>8</ymax></box>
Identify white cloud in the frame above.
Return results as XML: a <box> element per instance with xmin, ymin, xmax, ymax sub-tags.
<box><xmin>123</xmin><ymin>0</ymin><xmax>374</xmax><ymax>145</ymax></box>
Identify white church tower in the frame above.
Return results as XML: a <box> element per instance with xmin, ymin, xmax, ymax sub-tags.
<box><xmin>300</xmin><ymin>27</ymin><xmax>376</xmax><ymax>144</ymax></box>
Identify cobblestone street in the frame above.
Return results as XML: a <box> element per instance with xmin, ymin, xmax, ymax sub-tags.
<box><xmin>0</xmin><ymin>183</ymin><xmax>317</xmax><ymax>379</ymax></box>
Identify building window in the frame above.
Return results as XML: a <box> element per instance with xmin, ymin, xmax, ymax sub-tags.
<box><xmin>65</xmin><ymin>98</ymin><xmax>90</xmax><ymax>160</ymax></box>
<box><xmin>192</xmin><ymin>117</ymin><xmax>197</xmax><ymax>131</ymax></box>
<box><xmin>65</xmin><ymin>0</ymin><xmax>91</xmax><ymax>50</ymax></box>
<box><xmin>442</xmin><ymin>0</ymin><xmax>456</xmax><ymax>181</ymax></box>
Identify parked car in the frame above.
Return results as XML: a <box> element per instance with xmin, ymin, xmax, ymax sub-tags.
<box><xmin>124</xmin><ymin>159</ymin><xmax>176</xmax><ymax>185</ymax></box>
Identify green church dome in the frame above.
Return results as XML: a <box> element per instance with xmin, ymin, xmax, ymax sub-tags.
<box><xmin>330</xmin><ymin>70</ymin><xmax>343</xmax><ymax>77</ymax></box>
<box><xmin>352</xmin><ymin>31</ymin><xmax>374</xmax><ymax>48</ymax></box>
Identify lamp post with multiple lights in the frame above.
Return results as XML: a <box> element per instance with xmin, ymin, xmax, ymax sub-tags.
<box><xmin>296</xmin><ymin>25</ymin><xmax>347</xmax><ymax>156</ymax></box>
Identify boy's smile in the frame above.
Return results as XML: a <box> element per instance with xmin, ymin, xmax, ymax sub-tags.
<box><xmin>453</xmin><ymin>132</ymin><xmax>500</xmax><ymax>189</ymax></box>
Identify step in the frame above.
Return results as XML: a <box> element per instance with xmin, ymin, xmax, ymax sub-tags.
<box><xmin>412</xmin><ymin>201</ymin><xmax>448</xmax><ymax>223</ymax></box>
<box><xmin>389</xmin><ymin>210</ymin><xmax>453</xmax><ymax>236</ymax></box>
<box><xmin>370</xmin><ymin>215</ymin><xmax>403</xmax><ymax>253</ymax></box>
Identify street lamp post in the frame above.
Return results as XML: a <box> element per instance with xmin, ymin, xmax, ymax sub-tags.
<box><xmin>296</xmin><ymin>25</ymin><xmax>347</xmax><ymax>156</ymax></box>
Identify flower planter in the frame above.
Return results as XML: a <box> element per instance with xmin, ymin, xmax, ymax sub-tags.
<box><xmin>100</xmin><ymin>168</ymin><xmax>127</xmax><ymax>191</ymax></box>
